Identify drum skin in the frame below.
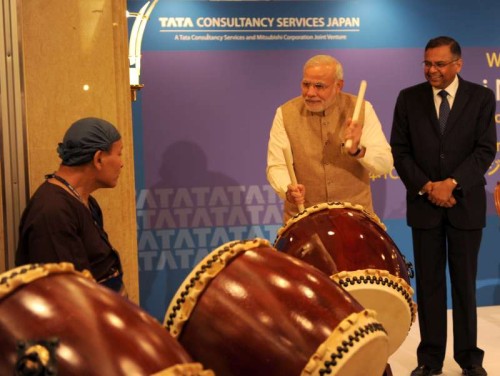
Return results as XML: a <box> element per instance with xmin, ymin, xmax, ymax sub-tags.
<box><xmin>273</xmin><ymin>202</ymin><xmax>417</xmax><ymax>355</ymax></box>
<box><xmin>0</xmin><ymin>263</ymin><xmax>212</xmax><ymax>376</ymax></box>
<box><xmin>165</xmin><ymin>238</ymin><xmax>389</xmax><ymax>376</ymax></box>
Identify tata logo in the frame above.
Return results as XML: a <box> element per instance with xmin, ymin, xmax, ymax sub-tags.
<box><xmin>158</xmin><ymin>17</ymin><xmax>194</xmax><ymax>28</ymax></box>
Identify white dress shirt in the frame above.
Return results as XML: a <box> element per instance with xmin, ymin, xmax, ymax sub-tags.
<box><xmin>432</xmin><ymin>75</ymin><xmax>459</xmax><ymax>115</ymax></box>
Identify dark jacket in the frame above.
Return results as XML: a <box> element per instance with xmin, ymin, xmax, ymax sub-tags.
<box><xmin>390</xmin><ymin>76</ymin><xmax>497</xmax><ymax>229</ymax></box>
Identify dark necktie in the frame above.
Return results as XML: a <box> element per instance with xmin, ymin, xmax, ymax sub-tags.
<box><xmin>438</xmin><ymin>90</ymin><xmax>450</xmax><ymax>134</ymax></box>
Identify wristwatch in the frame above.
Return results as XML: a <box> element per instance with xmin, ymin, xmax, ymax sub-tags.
<box><xmin>348</xmin><ymin>147</ymin><xmax>362</xmax><ymax>157</ymax></box>
<box><xmin>450</xmin><ymin>178</ymin><xmax>461</xmax><ymax>190</ymax></box>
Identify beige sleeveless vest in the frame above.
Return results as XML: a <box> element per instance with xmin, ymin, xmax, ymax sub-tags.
<box><xmin>281</xmin><ymin>93</ymin><xmax>373</xmax><ymax>221</ymax></box>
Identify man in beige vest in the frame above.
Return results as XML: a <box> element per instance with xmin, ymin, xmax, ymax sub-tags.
<box><xmin>267</xmin><ymin>55</ymin><xmax>393</xmax><ymax>222</ymax></box>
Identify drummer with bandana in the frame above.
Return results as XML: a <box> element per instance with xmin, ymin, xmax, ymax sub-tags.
<box><xmin>16</xmin><ymin>117</ymin><xmax>126</xmax><ymax>295</ymax></box>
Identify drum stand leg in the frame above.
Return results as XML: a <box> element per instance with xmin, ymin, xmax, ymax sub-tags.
<box><xmin>382</xmin><ymin>363</ymin><xmax>393</xmax><ymax>376</ymax></box>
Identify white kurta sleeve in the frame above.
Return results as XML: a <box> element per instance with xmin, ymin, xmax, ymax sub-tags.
<box><xmin>358</xmin><ymin>101</ymin><xmax>394</xmax><ymax>175</ymax></box>
<box><xmin>266</xmin><ymin>107</ymin><xmax>292</xmax><ymax>200</ymax></box>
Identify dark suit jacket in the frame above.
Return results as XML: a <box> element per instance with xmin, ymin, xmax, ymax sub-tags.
<box><xmin>390</xmin><ymin>76</ymin><xmax>497</xmax><ymax>229</ymax></box>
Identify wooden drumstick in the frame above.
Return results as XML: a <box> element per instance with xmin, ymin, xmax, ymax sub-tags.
<box><xmin>282</xmin><ymin>147</ymin><xmax>305</xmax><ymax>212</ymax></box>
<box><xmin>344</xmin><ymin>80</ymin><xmax>367</xmax><ymax>149</ymax></box>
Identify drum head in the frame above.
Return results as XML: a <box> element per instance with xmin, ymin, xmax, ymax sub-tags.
<box><xmin>332</xmin><ymin>270</ymin><xmax>416</xmax><ymax>355</ymax></box>
<box><xmin>303</xmin><ymin>310</ymin><xmax>388</xmax><ymax>376</ymax></box>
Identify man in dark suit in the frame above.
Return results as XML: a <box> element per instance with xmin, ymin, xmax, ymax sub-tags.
<box><xmin>390</xmin><ymin>36</ymin><xmax>496</xmax><ymax>376</ymax></box>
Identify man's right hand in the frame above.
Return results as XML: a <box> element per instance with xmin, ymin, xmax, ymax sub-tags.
<box><xmin>286</xmin><ymin>184</ymin><xmax>306</xmax><ymax>206</ymax></box>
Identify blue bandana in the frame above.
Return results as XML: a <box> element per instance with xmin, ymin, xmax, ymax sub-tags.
<box><xmin>57</xmin><ymin>117</ymin><xmax>121</xmax><ymax>166</ymax></box>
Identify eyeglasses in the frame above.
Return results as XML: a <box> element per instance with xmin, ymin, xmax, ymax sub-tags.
<box><xmin>301</xmin><ymin>81</ymin><xmax>333</xmax><ymax>92</ymax></box>
<box><xmin>422</xmin><ymin>59</ymin><xmax>459</xmax><ymax>70</ymax></box>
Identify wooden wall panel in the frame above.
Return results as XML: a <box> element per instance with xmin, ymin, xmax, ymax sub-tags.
<box><xmin>19</xmin><ymin>0</ymin><xmax>139</xmax><ymax>302</ymax></box>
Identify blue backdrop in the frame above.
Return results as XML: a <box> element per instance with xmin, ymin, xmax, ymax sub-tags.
<box><xmin>127</xmin><ymin>0</ymin><xmax>500</xmax><ymax>321</ymax></box>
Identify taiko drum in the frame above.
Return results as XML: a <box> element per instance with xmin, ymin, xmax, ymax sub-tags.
<box><xmin>164</xmin><ymin>238</ymin><xmax>389</xmax><ymax>376</ymax></box>
<box><xmin>0</xmin><ymin>263</ymin><xmax>213</xmax><ymax>376</ymax></box>
<box><xmin>274</xmin><ymin>202</ymin><xmax>417</xmax><ymax>355</ymax></box>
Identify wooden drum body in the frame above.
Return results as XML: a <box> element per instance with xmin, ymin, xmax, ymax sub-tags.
<box><xmin>164</xmin><ymin>238</ymin><xmax>389</xmax><ymax>376</ymax></box>
<box><xmin>0</xmin><ymin>263</ymin><xmax>213</xmax><ymax>376</ymax></box>
<box><xmin>273</xmin><ymin>202</ymin><xmax>417</xmax><ymax>355</ymax></box>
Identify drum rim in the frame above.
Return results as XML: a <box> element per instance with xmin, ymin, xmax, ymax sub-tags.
<box><xmin>331</xmin><ymin>269</ymin><xmax>417</xmax><ymax>325</ymax></box>
<box><xmin>150</xmin><ymin>362</ymin><xmax>215</xmax><ymax>376</ymax></box>
<box><xmin>0</xmin><ymin>263</ymin><xmax>93</xmax><ymax>300</ymax></box>
<box><xmin>301</xmin><ymin>309</ymin><xmax>388</xmax><ymax>376</ymax></box>
<box><xmin>495</xmin><ymin>182</ymin><xmax>500</xmax><ymax>217</ymax></box>
<box><xmin>163</xmin><ymin>238</ymin><xmax>272</xmax><ymax>337</ymax></box>
<box><xmin>275</xmin><ymin>201</ymin><xmax>386</xmax><ymax>240</ymax></box>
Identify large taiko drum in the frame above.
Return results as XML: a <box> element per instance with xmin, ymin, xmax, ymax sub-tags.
<box><xmin>164</xmin><ymin>238</ymin><xmax>389</xmax><ymax>376</ymax></box>
<box><xmin>273</xmin><ymin>202</ymin><xmax>417</xmax><ymax>355</ymax></box>
<box><xmin>0</xmin><ymin>263</ymin><xmax>213</xmax><ymax>376</ymax></box>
